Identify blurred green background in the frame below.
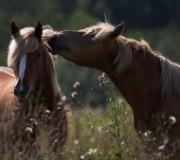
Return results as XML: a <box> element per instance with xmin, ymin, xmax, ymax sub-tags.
<box><xmin>0</xmin><ymin>0</ymin><xmax>179</xmax><ymax>107</ymax></box>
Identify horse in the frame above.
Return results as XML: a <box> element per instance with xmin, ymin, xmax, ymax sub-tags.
<box><xmin>0</xmin><ymin>22</ymin><xmax>68</xmax><ymax>159</ymax></box>
<box><xmin>46</xmin><ymin>22</ymin><xmax>180</xmax><ymax>155</ymax></box>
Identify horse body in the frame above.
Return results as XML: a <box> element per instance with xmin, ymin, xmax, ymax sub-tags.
<box><xmin>47</xmin><ymin>22</ymin><xmax>180</xmax><ymax>143</ymax></box>
<box><xmin>0</xmin><ymin>22</ymin><xmax>68</xmax><ymax>158</ymax></box>
<box><xmin>107</xmin><ymin>49</ymin><xmax>180</xmax><ymax>137</ymax></box>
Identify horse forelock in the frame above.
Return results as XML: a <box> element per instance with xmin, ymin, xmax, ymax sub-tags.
<box><xmin>42</xmin><ymin>25</ymin><xmax>56</xmax><ymax>41</ymax></box>
<box><xmin>81</xmin><ymin>22</ymin><xmax>114</xmax><ymax>40</ymax></box>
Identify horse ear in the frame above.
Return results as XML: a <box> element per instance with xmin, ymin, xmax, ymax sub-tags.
<box><xmin>34</xmin><ymin>21</ymin><xmax>42</xmax><ymax>41</ymax></box>
<box><xmin>11</xmin><ymin>22</ymin><xmax>19</xmax><ymax>37</ymax></box>
<box><xmin>109</xmin><ymin>22</ymin><xmax>125</xmax><ymax>39</ymax></box>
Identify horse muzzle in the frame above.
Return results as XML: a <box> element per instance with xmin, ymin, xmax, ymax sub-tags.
<box><xmin>14</xmin><ymin>86</ymin><xmax>30</xmax><ymax>103</ymax></box>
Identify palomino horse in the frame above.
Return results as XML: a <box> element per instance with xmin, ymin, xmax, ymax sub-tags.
<box><xmin>0</xmin><ymin>22</ymin><xmax>67</xmax><ymax>159</ymax></box>
<box><xmin>46</xmin><ymin>22</ymin><xmax>180</xmax><ymax>154</ymax></box>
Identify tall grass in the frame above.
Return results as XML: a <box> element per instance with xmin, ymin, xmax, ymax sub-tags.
<box><xmin>62</xmin><ymin>73</ymin><xmax>177</xmax><ymax>160</ymax></box>
<box><xmin>62</xmin><ymin>73</ymin><xmax>145</xmax><ymax>160</ymax></box>
<box><xmin>0</xmin><ymin>73</ymin><xmax>178</xmax><ymax>159</ymax></box>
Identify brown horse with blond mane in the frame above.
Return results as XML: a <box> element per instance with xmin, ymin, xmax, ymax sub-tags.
<box><xmin>46</xmin><ymin>21</ymin><xmax>180</xmax><ymax>153</ymax></box>
<box><xmin>0</xmin><ymin>22</ymin><xmax>67</xmax><ymax>159</ymax></box>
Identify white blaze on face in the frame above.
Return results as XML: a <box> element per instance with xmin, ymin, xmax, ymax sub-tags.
<box><xmin>19</xmin><ymin>54</ymin><xmax>27</xmax><ymax>91</ymax></box>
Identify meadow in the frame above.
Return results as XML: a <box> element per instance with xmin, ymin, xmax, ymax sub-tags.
<box><xmin>62</xmin><ymin>74</ymin><xmax>173</xmax><ymax>160</ymax></box>
<box><xmin>0</xmin><ymin>72</ymin><xmax>175</xmax><ymax>160</ymax></box>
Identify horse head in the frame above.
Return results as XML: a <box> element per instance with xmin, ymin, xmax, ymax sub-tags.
<box><xmin>48</xmin><ymin>22</ymin><xmax>125</xmax><ymax>70</ymax></box>
<box><xmin>8</xmin><ymin>22</ymin><xmax>48</xmax><ymax>103</ymax></box>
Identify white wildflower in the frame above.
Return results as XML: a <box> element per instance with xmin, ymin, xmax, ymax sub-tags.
<box><xmin>25</xmin><ymin>127</ymin><xmax>33</xmax><ymax>134</ymax></box>
<box><xmin>158</xmin><ymin>145</ymin><xmax>165</xmax><ymax>150</ymax></box>
<box><xmin>168</xmin><ymin>116</ymin><xmax>176</xmax><ymax>125</ymax></box>
<box><xmin>144</xmin><ymin>130</ymin><xmax>151</xmax><ymax>137</ymax></box>
<box><xmin>52</xmin><ymin>139</ymin><xmax>58</xmax><ymax>145</ymax></box>
<box><xmin>121</xmin><ymin>141</ymin><xmax>125</xmax><ymax>146</ymax></box>
<box><xmin>80</xmin><ymin>155</ymin><xmax>85</xmax><ymax>159</ymax></box>
<box><xmin>71</xmin><ymin>92</ymin><xmax>78</xmax><ymax>98</ymax></box>
<box><xmin>61</xmin><ymin>95</ymin><xmax>67</xmax><ymax>102</ymax></box>
<box><xmin>45</xmin><ymin>109</ymin><xmax>51</xmax><ymax>114</ymax></box>
<box><xmin>73</xmin><ymin>81</ymin><xmax>80</xmax><ymax>88</ymax></box>
<box><xmin>87</xmin><ymin>148</ymin><xmax>97</xmax><ymax>155</ymax></box>
<box><xmin>74</xmin><ymin>139</ymin><xmax>79</xmax><ymax>145</ymax></box>
<box><xmin>97</xmin><ymin>126</ymin><xmax>102</xmax><ymax>133</ymax></box>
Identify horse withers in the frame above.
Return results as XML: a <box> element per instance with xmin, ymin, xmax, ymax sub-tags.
<box><xmin>0</xmin><ymin>22</ymin><xmax>68</xmax><ymax>159</ymax></box>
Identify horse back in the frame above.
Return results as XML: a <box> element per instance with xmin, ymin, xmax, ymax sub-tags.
<box><xmin>0</xmin><ymin>67</ymin><xmax>16</xmax><ymax>112</ymax></box>
<box><xmin>0</xmin><ymin>67</ymin><xmax>15</xmax><ymax>79</ymax></box>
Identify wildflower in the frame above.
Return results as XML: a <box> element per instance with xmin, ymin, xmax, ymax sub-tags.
<box><xmin>45</xmin><ymin>109</ymin><xmax>51</xmax><ymax>114</ymax></box>
<box><xmin>25</xmin><ymin>127</ymin><xmax>33</xmax><ymax>134</ymax></box>
<box><xmin>98</xmin><ymin>73</ymin><xmax>110</xmax><ymax>87</ymax></box>
<box><xmin>144</xmin><ymin>130</ymin><xmax>151</xmax><ymax>137</ymax></box>
<box><xmin>80</xmin><ymin>155</ymin><xmax>85</xmax><ymax>159</ymax></box>
<box><xmin>52</xmin><ymin>139</ymin><xmax>58</xmax><ymax>145</ymax></box>
<box><xmin>97</xmin><ymin>126</ymin><xmax>102</xmax><ymax>133</ymax></box>
<box><xmin>168</xmin><ymin>116</ymin><xmax>176</xmax><ymax>125</ymax></box>
<box><xmin>87</xmin><ymin>148</ymin><xmax>97</xmax><ymax>155</ymax></box>
<box><xmin>163</xmin><ymin>138</ymin><xmax>169</xmax><ymax>145</ymax></box>
<box><xmin>61</xmin><ymin>95</ymin><xmax>67</xmax><ymax>102</ymax></box>
<box><xmin>121</xmin><ymin>141</ymin><xmax>125</xmax><ymax>146</ymax></box>
<box><xmin>71</xmin><ymin>92</ymin><xmax>78</xmax><ymax>98</ymax></box>
<box><xmin>90</xmin><ymin>125</ymin><xmax>93</xmax><ymax>129</ymax></box>
<box><xmin>158</xmin><ymin>145</ymin><xmax>165</xmax><ymax>150</ymax></box>
<box><xmin>29</xmin><ymin>118</ymin><xmax>35</xmax><ymax>122</ymax></box>
<box><xmin>74</xmin><ymin>139</ymin><xmax>79</xmax><ymax>145</ymax></box>
<box><xmin>73</xmin><ymin>81</ymin><xmax>80</xmax><ymax>88</ymax></box>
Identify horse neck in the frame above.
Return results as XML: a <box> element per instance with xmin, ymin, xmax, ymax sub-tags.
<box><xmin>103</xmin><ymin>47</ymin><xmax>161</xmax><ymax>113</ymax></box>
<box><xmin>40</xmin><ymin>59</ymin><xmax>61</xmax><ymax>111</ymax></box>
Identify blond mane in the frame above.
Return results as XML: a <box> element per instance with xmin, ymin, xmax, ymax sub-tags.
<box><xmin>42</xmin><ymin>25</ymin><xmax>57</xmax><ymax>41</ymax></box>
<box><xmin>83</xmin><ymin>22</ymin><xmax>180</xmax><ymax>97</ymax></box>
<box><xmin>81</xmin><ymin>22</ymin><xmax>114</xmax><ymax>40</ymax></box>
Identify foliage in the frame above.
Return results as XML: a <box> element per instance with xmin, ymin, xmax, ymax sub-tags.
<box><xmin>55</xmin><ymin>58</ymin><xmax>106</xmax><ymax>106</ymax></box>
<box><xmin>0</xmin><ymin>52</ymin><xmax>7</xmax><ymax>66</ymax></box>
